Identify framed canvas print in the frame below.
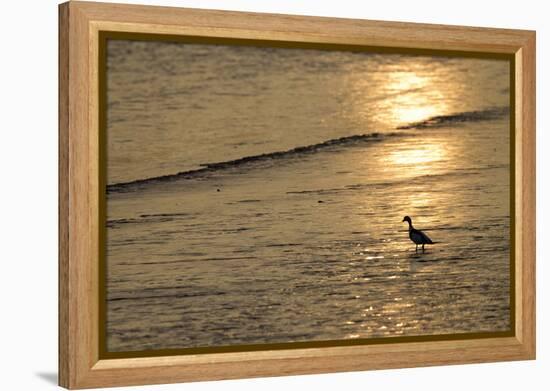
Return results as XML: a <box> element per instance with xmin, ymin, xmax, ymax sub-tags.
<box><xmin>58</xmin><ymin>1</ymin><xmax>536</xmax><ymax>389</ymax></box>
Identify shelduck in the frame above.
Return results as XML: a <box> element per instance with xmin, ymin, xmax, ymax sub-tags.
<box><xmin>402</xmin><ymin>216</ymin><xmax>433</xmax><ymax>252</ymax></box>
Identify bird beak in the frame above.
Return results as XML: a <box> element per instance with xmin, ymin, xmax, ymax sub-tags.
<box><xmin>402</xmin><ymin>218</ymin><xmax>405</xmax><ymax>222</ymax></box>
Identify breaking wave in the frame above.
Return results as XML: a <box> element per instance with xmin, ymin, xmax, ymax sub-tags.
<box><xmin>107</xmin><ymin>106</ymin><xmax>509</xmax><ymax>194</ymax></box>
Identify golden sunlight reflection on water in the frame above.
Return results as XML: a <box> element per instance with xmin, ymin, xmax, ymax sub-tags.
<box><xmin>389</xmin><ymin>141</ymin><xmax>447</xmax><ymax>166</ymax></box>
<box><xmin>376</xmin><ymin>136</ymin><xmax>458</xmax><ymax>183</ymax></box>
<box><xmin>384</xmin><ymin>71</ymin><xmax>447</xmax><ymax>125</ymax></box>
<box><xmin>345</xmin><ymin>58</ymin><xmax>469</xmax><ymax>130</ymax></box>
<box><xmin>343</xmin><ymin>61</ymin><xmax>480</xmax><ymax>335</ymax></box>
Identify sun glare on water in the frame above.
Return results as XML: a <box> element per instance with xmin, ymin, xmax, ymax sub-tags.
<box><xmin>384</xmin><ymin>71</ymin><xmax>447</xmax><ymax>126</ymax></box>
<box><xmin>343</xmin><ymin>58</ymin><xmax>467</xmax><ymax>131</ymax></box>
<box><xmin>389</xmin><ymin>142</ymin><xmax>447</xmax><ymax>166</ymax></box>
<box><xmin>379</xmin><ymin>139</ymin><xmax>454</xmax><ymax>181</ymax></box>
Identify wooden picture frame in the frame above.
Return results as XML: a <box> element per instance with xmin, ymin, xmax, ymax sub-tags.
<box><xmin>59</xmin><ymin>1</ymin><xmax>536</xmax><ymax>389</ymax></box>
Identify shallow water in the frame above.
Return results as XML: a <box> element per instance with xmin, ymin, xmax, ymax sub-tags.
<box><xmin>105</xmin><ymin>40</ymin><xmax>511</xmax><ymax>352</ymax></box>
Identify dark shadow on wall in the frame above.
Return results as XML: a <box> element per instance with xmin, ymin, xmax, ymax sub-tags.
<box><xmin>35</xmin><ymin>372</ymin><xmax>57</xmax><ymax>385</ymax></box>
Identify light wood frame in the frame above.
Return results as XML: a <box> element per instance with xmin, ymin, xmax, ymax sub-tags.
<box><xmin>59</xmin><ymin>1</ymin><xmax>536</xmax><ymax>389</ymax></box>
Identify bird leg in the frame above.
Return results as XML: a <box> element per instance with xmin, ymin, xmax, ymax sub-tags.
<box><xmin>422</xmin><ymin>244</ymin><xmax>425</xmax><ymax>253</ymax></box>
<box><xmin>415</xmin><ymin>244</ymin><xmax>418</xmax><ymax>252</ymax></box>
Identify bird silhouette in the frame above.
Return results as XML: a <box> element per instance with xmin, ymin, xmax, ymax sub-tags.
<box><xmin>402</xmin><ymin>216</ymin><xmax>433</xmax><ymax>252</ymax></box>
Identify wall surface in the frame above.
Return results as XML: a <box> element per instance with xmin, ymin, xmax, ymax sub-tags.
<box><xmin>0</xmin><ymin>0</ymin><xmax>546</xmax><ymax>390</ymax></box>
